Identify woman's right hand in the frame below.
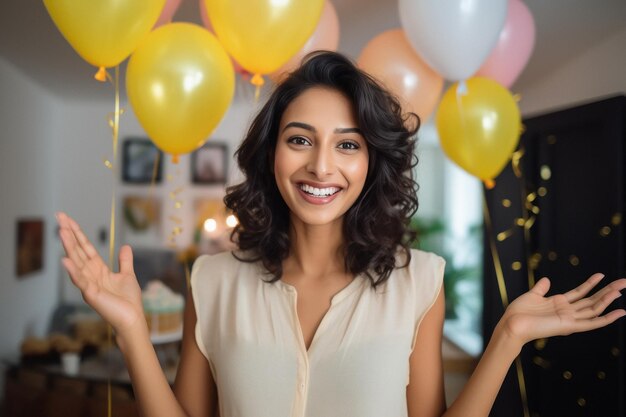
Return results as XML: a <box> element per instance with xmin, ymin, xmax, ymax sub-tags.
<box><xmin>57</xmin><ymin>212</ymin><xmax>145</xmax><ymax>338</ymax></box>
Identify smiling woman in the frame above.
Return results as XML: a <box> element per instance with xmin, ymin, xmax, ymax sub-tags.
<box><xmin>56</xmin><ymin>51</ymin><xmax>626</xmax><ymax>417</ymax></box>
<box><xmin>225</xmin><ymin>52</ymin><xmax>420</xmax><ymax>286</ymax></box>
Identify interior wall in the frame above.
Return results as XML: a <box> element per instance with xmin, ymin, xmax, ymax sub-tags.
<box><xmin>517</xmin><ymin>26</ymin><xmax>626</xmax><ymax>116</ymax></box>
<box><xmin>0</xmin><ymin>58</ymin><xmax>61</xmax><ymax>358</ymax></box>
<box><xmin>54</xmin><ymin>82</ymin><xmax>262</xmax><ymax>304</ymax></box>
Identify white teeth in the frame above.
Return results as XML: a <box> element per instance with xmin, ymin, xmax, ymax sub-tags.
<box><xmin>299</xmin><ymin>184</ymin><xmax>340</xmax><ymax>197</ymax></box>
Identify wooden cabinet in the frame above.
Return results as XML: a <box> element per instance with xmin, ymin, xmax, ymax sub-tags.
<box><xmin>483</xmin><ymin>96</ymin><xmax>626</xmax><ymax>416</ymax></box>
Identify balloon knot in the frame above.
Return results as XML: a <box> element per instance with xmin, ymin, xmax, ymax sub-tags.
<box><xmin>456</xmin><ymin>80</ymin><xmax>468</xmax><ymax>96</ymax></box>
<box><xmin>484</xmin><ymin>179</ymin><xmax>496</xmax><ymax>189</ymax></box>
<box><xmin>171</xmin><ymin>154</ymin><xmax>180</xmax><ymax>164</ymax></box>
<box><xmin>94</xmin><ymin>67</ymin><xmax>108</xmax><ymax>82</ymax></box>
<box><xmin>250</xmin><ymin>73</ymin><xmax>265</xmax><ymax>87</ymax></box>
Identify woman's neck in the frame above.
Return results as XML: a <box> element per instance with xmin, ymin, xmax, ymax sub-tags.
<box><xmin>284</xmin><ymin>217</ymin><xmax>346</xmax><ymax>279</ymax></box>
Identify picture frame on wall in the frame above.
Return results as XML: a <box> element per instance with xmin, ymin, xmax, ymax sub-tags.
<box><xmin>121</xmin><ymin>196</ymin><xmax>162</xmax><ymax>247</ymax></box>
<box><xmin>122</xmin><ymin>138</ymin><xmax>163</xmax><ymax>184</ymax></box>
<box><xmin>16</xmin><ymin>219</ymin><xmax>44</xmax><ymax>277</ymax></box>
<box><xmin>191</xmin><ymin>142</ymin><xmax>228</xmax><ymax>185</ymax></box>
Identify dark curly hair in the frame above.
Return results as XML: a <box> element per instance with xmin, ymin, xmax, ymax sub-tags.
<box><xmin>224</xmin><ymin>51</ymin><xmax>420</xmax><ymax>288</ymax></box>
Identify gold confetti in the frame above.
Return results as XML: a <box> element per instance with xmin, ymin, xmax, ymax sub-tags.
<box><xmin>168</xmin><ymin>216</ymin><xmax>183</xmax><ymax>224</ymax></box>
<box><xmin>524</xmin><ymin>216</ymin><xmax>536</xmax><ymax>230</ymax></box>
<box><xmin>562</xmin><ymin>371</ymin><xmax>573</xmax><ymax>380</ymax></box>
<box><xmin>169</xmin><ymin>187</ymin><xmax>184</xmax><ymax>198</ymax></box>
<box><xmin>531</xmin><ymin>206</ymin><xmax>540</xmax><ymax>215</ymax></box>
<box><xmin>612</xmin><ymin>213</ymin><xmax>622</xmax><ymax>225</ymax></box>
<box><xmin>534</xmin><ymin>338</ymin><xmax>547</xmax><ymax>350</ymax></box>
<box><xmin>526</xmin><ymin>192</ymin><xmax>537</xmax><ymax>202</ymax></box>
<box><xmin>540</xmin><ymin>165</ymin><xmax>551</xmax><ymax>180</ymax></box>
<box><xmin>502</xmin><ymin>199</ymin><xmax>512</xmax><ymax>208</ymax></box>
<box><xmin>548</xmin><ymin>251</ymin><xmax>558</xmax><ymax>261</ymax></box>
<box><xmin>174</xmin><ymin>201</ymin><xmax>182</xmax><ymax>209</ymax></box>
<box><xmin>577</xmin><ymin>398</ymin><xmax>586</xmax><ymax>407</ymax></box>
<box><xmin>569</xmin><ymin>255</ymin><xmax>580</xmax><ymax>266</ymax></box>
<box><xmin>529</xmin><ymin>253</ymin><xmax>542</xmax><ymax>270</ymax></box>
<box><xmin>547</xmin><ymin>135</ymin><xmax>557</xmax><ymax>145</ymax></box>
<box><xmin>497</xmin><ymin>229</ymin><xmax>514</xmax><ymax>241</ymax></box>
<box><xmin>599</xmin><ymin>226</ymin><xmax>611</xmax><ymax>237</ymax></box>
<box><xmin>512</xmin><ymin>261</ymin><xmax>522</xmax><ymax>271</ymax></box>
<box><xmin>611</xmin><ymin>347</ymin><xmax>620</xmax><ymax>357</ymax></box>
<box><xmin>532</xmin><ymin>356</ymin><xmax>551</xmax><ymax>369</ymax></box>
<box><xmin>537</xmin><ymin>187</ymin><xmax>547</xmax><ymax>197</ymax></box>
<box><xmin>597</xmin><ymin>371</ymin><xmax>606</xmax><ymax>380</ymax></box>
<box><xmin>515</xmin><ymin>218</ymin><xmax>526</xmax><ymax>226</ymax></box>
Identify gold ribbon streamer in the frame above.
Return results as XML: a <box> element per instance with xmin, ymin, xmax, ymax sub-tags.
<box><xmin>251</xmin><ymin>73</ymin><xmax>264</xmax><ymax>101</ymax></box>
<box><xmin>101</xmin><ymin>65</ymin><xmax>122</xmax><ymax>417</ymax></box>
<box><xmin>483</xmin><ymin>191</ymin><xmax>530</xmax><ymax>417</ymax></box>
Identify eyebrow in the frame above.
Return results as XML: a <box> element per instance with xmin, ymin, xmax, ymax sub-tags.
<box><xmin>282</xmin><ymin>121</ymin><xmax>363</xmax><ymax>135</ymax></box>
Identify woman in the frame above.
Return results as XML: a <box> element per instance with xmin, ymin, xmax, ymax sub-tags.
<box><xmin>56</xmin><ymin>52</ymin><xmax>625</xmax><ymax>417</ymax></box>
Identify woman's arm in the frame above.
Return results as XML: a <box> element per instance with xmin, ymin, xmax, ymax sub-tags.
<box><xmin>407</xmin><ymin>274</ymin><xmax>626</xmax><ymax>417</ymax></box>
<box><xmin>57</xmin><ymin>212</ymin><xmax>216</xmax><ymax>417</ymax></box>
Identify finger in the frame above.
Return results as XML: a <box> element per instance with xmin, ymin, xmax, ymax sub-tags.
<box><xmin>61</xmin><ymin>257</ymin><xmax>87</xmax><ymax>291</ymax></box>
<box><xmin>530</xmin><ymin>277</ymin><xmax>551</xmax><ymax>296</ymax></box>
<box><xmin>574</xmin><ymin>291</ymin><xmax>622</xmax><ymax>320</ymax></box>
<box><xmin>59</xmin><ymin>228</ymin><xmax>88</xmax><ymax>269</ymax></box>
<box><xmin>564</xmin><ymin>273</ymin><xmax>605</xmax><ymax>303</ymax></box>
<box><xmin>66</xmin><ymin>215</ymin><xmax>101</xmax><ymax>261</ymax></box>
<box><xmin>571</xmin><ymin>277</ymin><xmax>626</xmax><ymax>312</ymax></box>
<box><xmin>118</xmin><ymin>245</ymin><xmax>135</xmax><ymax>275</ymax></box>
<box><xmin>572</xmin><ymin>309</ymin><xmax>626</xmax><ymax>333</ymax></box>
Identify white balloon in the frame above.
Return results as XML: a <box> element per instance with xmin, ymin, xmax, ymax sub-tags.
<box><xmin>399</xmin><ymin>0</ymin><xmax>508</xmax><ymax>81</ymax></box>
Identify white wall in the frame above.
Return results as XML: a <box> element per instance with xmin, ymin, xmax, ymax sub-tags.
<box><xmin>0</xmin><ymin>58</ymin><xmax>61</xmax><ymax>358</ymax></box>
<box><xmin>54</xmin><ymin>81</ymin><xmax>262</xmax><ymax>303</ymax></box>
<box><xmin>517</xmin><ymin>25</ymin><xmax>626</xmax><ymax>116</ymax></box>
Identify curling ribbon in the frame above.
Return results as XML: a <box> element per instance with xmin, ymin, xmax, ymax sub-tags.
<box><xmin>483</xmin><ymin>191</ymin><xmax>531</xmax><ymax>417</ymax></box>
<box><xmin>251</xmin><ymin>73</ymin><xmax>265</xmax><ymax>101</ymax></box>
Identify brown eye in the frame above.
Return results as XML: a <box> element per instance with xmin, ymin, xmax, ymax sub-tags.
<box><xmin>338</xmin><ymin>141</ymin><xmax>360</xmax><ymax>150</ymax></box>
<box><xmin>288</xmin><ymin>136</ymin><xmax>311</xmax><ymax>146</ymax></box>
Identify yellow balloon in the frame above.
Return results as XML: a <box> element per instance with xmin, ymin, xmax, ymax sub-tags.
<box><xmin>43</xmin><ymin>0</ymin><xmax>165</xmax><ymax>70</ymax></box>
<box><xmin>126</xmin><ymin>23</ymin><xmax>235</xmax><ymax>160</ymax></box>
<box><xmin>204</xmin><ymin>0</ymin><xmax>324</xmax><ymax>75</ymax></box>
<box><xmin>436</xmin><ymin>77</ymin><xmax>521</xmax><ymax>186</ymax></box>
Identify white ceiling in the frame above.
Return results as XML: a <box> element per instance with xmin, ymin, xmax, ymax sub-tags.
<box><xmin>1</xmin><ymin>0</ymin><xmax>625</xmax><ymax>101</ymax></box>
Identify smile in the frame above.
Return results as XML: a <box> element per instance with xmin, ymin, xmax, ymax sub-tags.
<box><xmin>298</xmin><ymin>183</ymin><xmax>341</xmax><ymax>197</ymax></box>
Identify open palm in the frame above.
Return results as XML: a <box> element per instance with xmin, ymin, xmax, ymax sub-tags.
<box><xmin>501</xmin><ymin>274</ymin><xmax>626</xmax><ymax>345</ymax></box>
<box><xmin>57</xmin><ymin>212</ymin><xmax>145</xmax><ymax>335</ymax></box>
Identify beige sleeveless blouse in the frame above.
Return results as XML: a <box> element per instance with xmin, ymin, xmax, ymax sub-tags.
<box><xmin>191</xmin><ymin>248</ymin><xmax>444</xmax><ymax>417</ymax></box>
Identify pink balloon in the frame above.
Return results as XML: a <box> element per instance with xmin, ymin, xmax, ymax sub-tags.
<box><xmin>154</xmin><ymin>0</ymin><xmax>182</xmax><ymax>28</ymax></box>
<box><xmin>475</xmin><ymin>0</ymin><xmax>535</xmax><ymax>87</ymax></box>
<box><xmin>198</xmin><ymin>0</ymin><xmax>249</xmax><ymax>76</ymax></box>
<box><xmin>269</xmin><ymin>1</ymin><xmax>339</xmax><ymax>83</ymax></box>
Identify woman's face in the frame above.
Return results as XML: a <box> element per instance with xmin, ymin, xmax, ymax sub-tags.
<box><xmin>274</xmin><ymin>87</ymin><xmax>369</xmax><ymax>228</ymax></box>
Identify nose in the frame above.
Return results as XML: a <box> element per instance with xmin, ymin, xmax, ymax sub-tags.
<box><xmin>306</xmin><ymin>146</ymin><xmax>335</xmax><ymax>178</ymax></box>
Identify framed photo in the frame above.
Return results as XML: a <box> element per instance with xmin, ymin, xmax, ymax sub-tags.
<box><xmin>191</xmin><ymin>143</ymin><xmax>227</xmax><ymax>184</ymax></box>
<box><xmin>122</xmin><ymin>138</ymin><xmax>163</xmax><ymax>184</ymax></box>
<box><xmin>16</xmin><ymin>219</ymin><xmax>44</xmax><ymax>277</ymax></box>
<box><xmin>121</xmin><ymin>196</ymin><xmax>162</xmax><ymax>246</ymax></box>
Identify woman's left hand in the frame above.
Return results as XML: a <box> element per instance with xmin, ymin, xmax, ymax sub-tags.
<box><xmin>500</xmin><ymin>273</ymin><xmax>626</xmax><ymax>346</ymax></box>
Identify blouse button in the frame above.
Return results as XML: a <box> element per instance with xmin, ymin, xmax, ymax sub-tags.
<box><xmin>299</xmin><ymin>382</ymin><xmax>305</xmax><ymax>391</ymax></box>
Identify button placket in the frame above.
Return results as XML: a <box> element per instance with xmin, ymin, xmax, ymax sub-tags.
<box><xmin>288</xmin><ymin>287</ymin><xmax>310</xmax><ymax>417</ymax></box>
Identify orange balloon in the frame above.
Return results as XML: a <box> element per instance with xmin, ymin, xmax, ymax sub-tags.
<box><xmin>269</xmin><ymin>1</ymin><xmax>339</xmax><ymax>83</ymax></box>
<box><xmin>358</xmin><ymin>29</ymin><xmax>444</xmax><ymax>120</ymax></box>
